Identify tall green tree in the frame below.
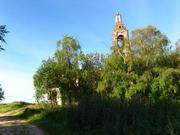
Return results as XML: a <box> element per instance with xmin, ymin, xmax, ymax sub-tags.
<box><xmin>98</xmin><ymin>26</ymin><xmax>180</xmax><ymax>102</ymax></box>
<box><xmin>150</xmin><ymin>68</ymin><xmax>180</xmax><ymax>102</ymax></box>
<box><xmin>78</xmin><ymin>53</ymin><xmax>104</xmax><ymax>96</ymax></box>
<box><xmin>33</xmin><ymin>58</ymin><xmax>58</xmax><ymax>103</ymax></box>
<box><xmin>34</xmin><ymin>26</ymin><xmax>180</xmax><ymax>105</ymax></box>
<box><xmin>54</xmin><ymin>35</ymin><xmax>81</xmax><ymax>104</ymax></box>
<box><xmin>97</xmin><ymin>53</ymin><xmax>130</xmax><ymax>99</ymax></box>
<box><xmin>34</xmin><ymin>36</ymin><xmax>104</xmax><ymax>105</ymax></box>
<box><xmin>0</xmin><ymin>25</ymin><xmax>8</xmax><ymax>101</ymax></box>
<box><xmin>130</xmin><ymin>25</ymin><xmax>170</xmax><ymax>66</ymax></box>
<box><xmin>0</xmin><ymin>25</ymin><xmax>8</xmax><ymax>50</ymax></box>
<box><xmin>34</xmin><ymin>36</ymin><xmax>82</xmax><ymax>104</ymax></box>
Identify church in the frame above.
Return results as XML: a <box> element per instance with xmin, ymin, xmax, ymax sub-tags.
<box><xmin>44</xmin><ymin>12</ymin><xmax>131</xmax><ymax>105</ymax></box>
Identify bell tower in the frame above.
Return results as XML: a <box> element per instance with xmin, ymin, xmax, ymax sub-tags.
<box><xmin>112</xmin><ymin>12</ymin><xmax>130</xmax><ymax>56</ymax></box>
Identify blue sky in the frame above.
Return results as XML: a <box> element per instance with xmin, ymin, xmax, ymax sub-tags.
<box><xmin>0</xmin><ymin>0</ymin><xmax>180</xmax><ymax>103</ymax></box>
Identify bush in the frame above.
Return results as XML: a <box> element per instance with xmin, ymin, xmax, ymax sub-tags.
<box><xmin>18</xmin><ymin>97</ymin><xmax>180</xmax><ymax>135</ymax></box>
<box><xmin>73</xmin><ymin>96</ymin><xmax>180</xmax><ymax>135</ymax></box>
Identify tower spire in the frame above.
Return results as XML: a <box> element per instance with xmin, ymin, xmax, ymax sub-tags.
<box><xmin>112</xmin><ymin>12</ymin><xmax>131</xmax><ymax>57</ymax></box>
<box><xmin>115</xmin><ymin>12</ymin><xmax>122</xmax><ymax>23</ymax></box>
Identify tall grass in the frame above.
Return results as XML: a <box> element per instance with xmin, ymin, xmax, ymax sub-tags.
<box><xmin>18</xmin><ymin>96</ymin><xmax>180</xmax><ymax>135</ymax></box>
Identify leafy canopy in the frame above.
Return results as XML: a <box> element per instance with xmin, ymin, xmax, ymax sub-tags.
<box><xmin>97</xmin><ymin>26</ymin><xmax>180</xmax><ymax>102</ymax></box>
<box><xmin>34</xmin><ymin>35</ymin><xmax>103</xmax><ymax>104</ymax></box>
<box><xmin>34</xmin><ymin>26</ymin><xmax>180</xmax><ymax>105</ymax></box>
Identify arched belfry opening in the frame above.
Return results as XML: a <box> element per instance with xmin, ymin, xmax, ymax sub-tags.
<box><xmin>117</xmin><ymin>35</ymin><xmax>124</xmax><ymax>47</ymax></box>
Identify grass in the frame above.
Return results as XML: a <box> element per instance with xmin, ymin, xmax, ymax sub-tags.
<box><xmin>0</xmin><ymin>102</ymin><xmax>27</xmax><ymax>113</ymax></box>
<box><xmin>17</xmin><ymin>105</ymin><xmax>74</xmax><ymax>135</ymax></box>
<box><xmin>1</xmin><ymin>99</ymin><xmax>180</xmax><ymax>135</ymax></box>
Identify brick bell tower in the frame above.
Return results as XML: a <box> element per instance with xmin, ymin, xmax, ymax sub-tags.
<box><xmin>112</xmin><ymin>12</ymin><xmax>130</xmax><ymax>56</ymax></box>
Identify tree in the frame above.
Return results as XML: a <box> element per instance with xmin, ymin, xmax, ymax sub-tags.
<box><xmin>34</xmin><ymin>36</ymin><xmax>105</xmax><ymax>105</ymax></box>
<box><xmin>150</xmin><ymin>68</ymin><xmax>180</xmax><ymax>102</ymax></box>
<box><xmin>54</xmin><ymin>36</ymin><xmax>81</xmax><ymax>104</ymax></box>
<box><xmin>34</xmin><ymin>35</ymin><xmax>82</xmax><ymax>105</ymax></box>
<box><xmin>0</xmin><ymin>25</ymin><xmax>8</xmax><ymax>50</ymax></box>
<box><xmin>97</xmin><ymin>26</ymin><xmax>180</xmax><ymax>102</ymax></box>
<box><xmin>0</xmin><ymin>25</ymin><xmax>8</xmax><ymax>101</ymax></box>
<box><xmin>33</xmin><ymin>58</ymin><xmax>58</xmax><ymax>103</ymax></box>
<box><xmin>97</xmin><ymin>53</ymin><xmax>130</xmax><ymax>99</ymax></box>
<box><xmin>78</xmin><ymin>53</ymin><xmax>104</xmax><ymax>96</ymax></box>
<box><xmin>0</xmin><ymin>84</ymin><xmax>4</xmax><ymax>101</ymax></box>
<box><xmin>130</xmin><ymin>25</ymin><xmax>170</xmax><ymax>66</ymax></box>
<box><xmin>34</xmin><ymin>26</ymin><xmax>180</xmax><ymax>105</ymax></box>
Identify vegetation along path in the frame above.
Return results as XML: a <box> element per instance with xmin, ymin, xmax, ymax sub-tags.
<box><xmin>0</xmin><ymin>106</ymin><xmax>45</xmax><ymax>135</ymax></box>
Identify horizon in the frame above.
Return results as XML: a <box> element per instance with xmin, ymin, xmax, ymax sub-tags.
<box><xmin>0</xmin><ymin>0</ymin><xmax>180</xmax><ymax>103</ymax></box>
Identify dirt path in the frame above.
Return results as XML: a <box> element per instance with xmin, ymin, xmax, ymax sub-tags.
<box><xmin>0</xmin><ymin>109</ymin><xmax>45</xmax><ymax>135</ymax></box>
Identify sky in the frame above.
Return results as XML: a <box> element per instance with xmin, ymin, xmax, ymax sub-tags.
<box><xmin>0</xmin><ymin>0</ymin><xmax>180</xmax><ymax>103</ymax></box>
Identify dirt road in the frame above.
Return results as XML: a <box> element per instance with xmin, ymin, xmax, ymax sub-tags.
<box><xmin>0</xmin><ymin>109</ymin><xmax>45</xmax><ymax>135</ymax></box>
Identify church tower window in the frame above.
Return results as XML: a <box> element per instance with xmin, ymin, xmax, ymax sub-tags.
<box><xmin>117</xmin><ymin>35</ymin><xmax>124</xmax><ymax>47</ymax></box>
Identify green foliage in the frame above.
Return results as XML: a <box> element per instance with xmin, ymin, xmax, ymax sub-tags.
<box><xmin>34</xmin><ymin>35</ymin><xmax>103</xmax><ymax>105</ymax></box>
<box><xmin>75</xmin><ymin>97</ymin><xmax>180</xmax><ymax>135</ymax></box>
<box><xmin>33</xmin><ymin>58</ymin><xmax>59</xmax><ymax>103</ymax></box>
<box><xmin>0</xmin><ymin>84</ymin><xmax>4</xmax><ymax>101</ymax></box>
<box><xmin>131</xmin><ymin>25</ymin><xmax>170</xmax><ymax>66</ymax></box>
<box><xmin>32</xmin><ymin>26</ymin><xmax>180</xmax><ymax>134</ymax></box>
<box><xmin>55</xmin><ymin>36</ymin><xmax>81</xmax><ymax>104</ymax></box>
<box><xmin>34</xmin><ymin>26</ymin><xmax>180</xmax><ymax>104</ymax></box>
<box><xmin>0</xmin><ymin>25</ymin><xmax>8</xmax><ymax>50</ymax></box>
<box><xmin>17</xmin><ymin>99</ymin><xmax>180</xmax><ymax>135</ymax></box>
<box><xmin>98</xmin><ymin>54</ymin><xmax>180</xmax><ymax>102</ymax></box>
<box><xmin>97</xmin><ymin>53</ymin><xmax>129</xmax><ymax>99</ymax></box>
<box><xmin>0</xmin><ymin>25</ymin><xmax>8</xmax><ymax>101</ymax></box>
<box><xmin>98</xmin><ymin>26</ymin><xmax>180</xmax><ymax>102</ymax></box>
<box><xmin>150</xmin><ymin>68</ymin><xmax>180</xmax><ymax>102</ymax></box>
<box><xmin>78</xmin><ymin>53</ymin><xmax>104</xmax><ymax>95</ymax></box>
<box><xmin>34</xmin><ymin>35</ymin><xmax>81</xmax><ymax>104</ymax></box>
